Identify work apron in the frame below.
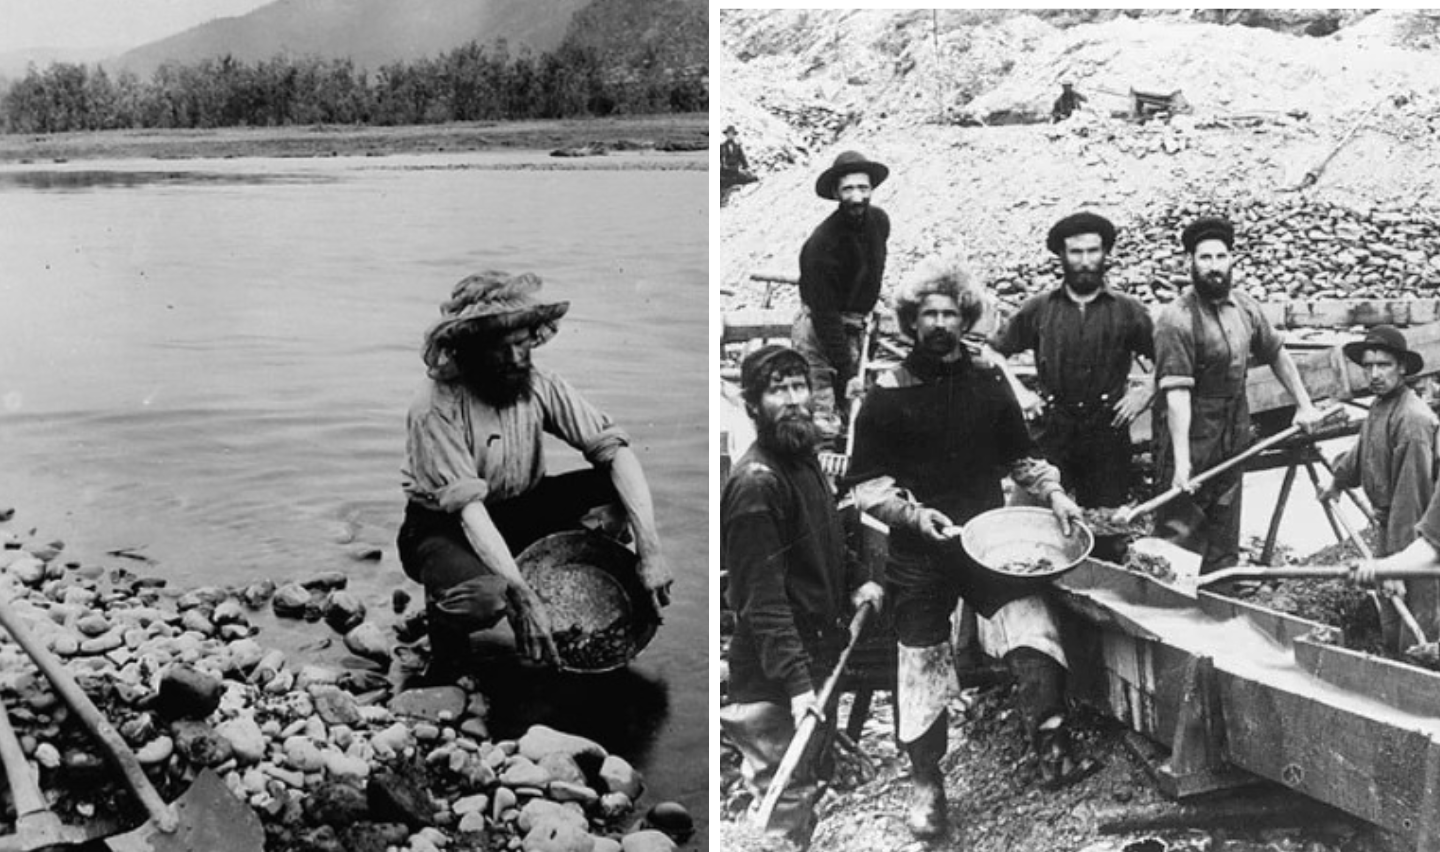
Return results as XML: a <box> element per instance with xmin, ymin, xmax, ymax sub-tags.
<box><xmin>1153</xmin><ymin>302</ymin><xmax>1252</xmax><ymax>573</ymax></box>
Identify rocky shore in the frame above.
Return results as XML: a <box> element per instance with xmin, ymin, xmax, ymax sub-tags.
<box><xmin>0</xmin><ymin>508</ymin><xmax>692</xmax><ymax>852</ymax></box>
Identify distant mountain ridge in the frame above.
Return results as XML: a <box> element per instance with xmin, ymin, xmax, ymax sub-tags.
<box><xmin>108</xmin><ymin>0</ymin><xmax>591</xmax><ymax>79</ymax></box>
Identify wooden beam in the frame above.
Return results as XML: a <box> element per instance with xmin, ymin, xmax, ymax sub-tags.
<box><xmin>1245</xmin><ymin>320</ymin><xmax>1440</xmax><ymax>412</ymax></box>
<box><xmin>721</xmin><ymin>308</ymin><xmax>792</xmax><ymax>344</ymax></box>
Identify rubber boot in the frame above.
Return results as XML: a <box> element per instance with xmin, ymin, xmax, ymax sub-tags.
<box><xmin>423</xmin><ymin>598</ymin><xmax>474</xmax><ymax>683</ymax></box>
<box><xmin>904</xmin><ymin>711</ymin><xmax>949</xmax><ymax>840</ymax></box>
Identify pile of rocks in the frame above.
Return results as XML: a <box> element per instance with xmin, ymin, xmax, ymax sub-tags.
<box><xmin>984</xmin><ymin>197</ymin><xmax>1440</xmax><ymax>316</ymax></box>
<box><xmin>0</xmin><ymin>519</ymin><xmax>692</xmax><ymax>852</ymax></box>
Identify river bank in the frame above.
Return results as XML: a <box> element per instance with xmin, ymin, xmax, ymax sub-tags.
<box><xmin>0</xmin><ymin>113</ymin><xmax>708</xmax><ymax>164</ymax></box>
<box><xmin>0</xmin><ymin>508</ymin><xmax>695</xmax><ymax>852</ymax></box>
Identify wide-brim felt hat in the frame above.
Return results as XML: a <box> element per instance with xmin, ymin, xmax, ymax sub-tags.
<box><xmin>422</xmin><ymin>271</ymin><xmax>570</xmax><ymax>380</ymax></box>
<box><xmin>1047</xmin><ymin>211</ymin><xmax>1116</xmax><ymax>255</ymax></box>
<box><xmin>815</xmin><ymin>150</ymin><xmax>889</xmax><ymax>200</ymax></box>
<box><xmin>723</xmin><ymin>125</ymin><xmax>738</xmax><ymax>135</ymax></box>
<box><xmin>1343</xmin><ymin>324</ymin><xmax>1423</xmax><ymax>375</ymax></box>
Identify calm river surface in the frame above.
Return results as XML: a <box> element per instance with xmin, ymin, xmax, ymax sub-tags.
<box><xmin>0</xmin><ymin>151</ymin><xmax>708</xmax><ymax>838</ymax></box>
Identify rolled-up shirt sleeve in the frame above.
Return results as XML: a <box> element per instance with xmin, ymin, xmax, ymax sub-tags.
<box><xmin>1245</xmin><ymin>299</ymin><xmax>1284</xmax><ymax>365</ymax></box>
<box><xmin>406</xmin><ymin>403</ymin><xmax>491</xmax><ymax>513</ymax></box>
<box><xmin>1153</xmin><ymin>307</ymin><xmax>1196</xmax><ymax>392</ymax></box>
<box><xmin>535</xmin><ymin>371</ymin><xmax>630</xmax><ymax>465</ymax></box>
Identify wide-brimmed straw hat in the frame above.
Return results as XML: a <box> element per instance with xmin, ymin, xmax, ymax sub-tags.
<box><xmin>814</xmin><ymin>150</ymin><xmax>889</xmax><ymax>200</ymax></box>
<box><xmin>422</xmin><ymin>271</ymin><xmax>570</xmax><ymax>380</ymax></box>
<box><xmin>1343</xmin><ymin>324</ymin><xmax>1423</xmax><ymax>376</ymax></box>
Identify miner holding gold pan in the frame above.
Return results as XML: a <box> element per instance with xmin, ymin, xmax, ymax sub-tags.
<box><xmin>847</xmin><ymin>260</ymin><xmax>1092</xmax><ymax>840</ymax></box>
<box><xmin>397</xmin><ymin>271</ymin><xmax>673</xmax><ymax>679</ymax></box>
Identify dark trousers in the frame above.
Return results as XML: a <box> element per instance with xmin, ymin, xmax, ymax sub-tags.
<box><xmin>1035</xmin><ymin>407</ymin><xmax>1133</xmax><ymax>510</ymax></box>
<box><xmin>397</xmin><ymin>469</ymin><xmax>619</xmax><ymax>657</ymax></box>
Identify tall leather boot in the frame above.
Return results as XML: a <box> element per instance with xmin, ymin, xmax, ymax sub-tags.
<box><xmin>1006</xmin><ymin>647</ymin><xmax>1097</xmax><ymax>787</ymax></box>
<box><xmin>904</xmin><ymin>711</ymin><xmax>949</xmax><ymax>840</ymax></box>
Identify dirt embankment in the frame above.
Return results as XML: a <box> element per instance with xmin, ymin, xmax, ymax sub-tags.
<box><xmin>718</xmin><ymin>10</ymin><xmax>1440</xmax><ymax>316</ymax></box>
<box><xmin>0</xmin><ymin>114</ymin><xmax>708</xmax><ymax>164</ymax></box>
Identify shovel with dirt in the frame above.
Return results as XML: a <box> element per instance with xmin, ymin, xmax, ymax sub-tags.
<box><xmin>0</xmin><ymin>596</ymin><xmax>264</xmax><ymax>852</ymax></box>
<box><xmin>1115</xmin><ymin>406</ymin><xmax>1344</xmax><ymax>584</ymax></box>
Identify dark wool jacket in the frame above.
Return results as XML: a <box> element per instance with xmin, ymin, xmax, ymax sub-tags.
<box><xmin>723</xmin><ymin>440</ymin><xmax>861</xmax><ymax>703</ymax></box>
<box><xmin>798</xmin><ymin>206</ymin><xmax>890</xmax><ymax>378</ymax></box>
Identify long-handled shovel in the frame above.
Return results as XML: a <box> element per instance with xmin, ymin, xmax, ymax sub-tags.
<box><xmin>1327</xmin><ymin>497</ymin><xmax>1434</xmax><ymax>651</ymax></box>
<box><xmin>0</xmin><ymin>597</ymin><xmax>264</xmax><ymax>852</ymax></box>
<box><xmin>754</xmin><ymin>602</ymin><xmax>875</xmax><ymax>830</ymax></box>
<box><xmin>1114</xmin><ymin>405</ymin><xmax>1343</xmax><ymax>528</ymax></box>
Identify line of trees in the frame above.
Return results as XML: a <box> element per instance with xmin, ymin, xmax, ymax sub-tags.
<box><xmin>0</xmin><ymin>40</ymin><xmax>707</xmax><ymax>134</ymax></box>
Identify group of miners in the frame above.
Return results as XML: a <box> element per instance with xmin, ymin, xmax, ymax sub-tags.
<box><xmin>721</xmin><ymin>149</ymin><xmax>1440</xmax><ymax>850</ymax></box>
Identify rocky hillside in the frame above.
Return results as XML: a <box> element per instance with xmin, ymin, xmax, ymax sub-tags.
<box><xmin>718</xmin><ymin>9</ymin><xmax>1440</xmax><ymax>319</ymax></box>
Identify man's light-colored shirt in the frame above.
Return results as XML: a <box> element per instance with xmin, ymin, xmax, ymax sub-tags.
<box><xmin>402</xmin><ymin>368</ymin><xmax>629</xmax><ymax>512</ymax></box>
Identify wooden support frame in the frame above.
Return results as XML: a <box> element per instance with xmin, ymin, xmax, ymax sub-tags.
<box><xmin>1057</xmin><ymin>561</ymin><xmax>1440</xmax><ymax>848</ymax></box>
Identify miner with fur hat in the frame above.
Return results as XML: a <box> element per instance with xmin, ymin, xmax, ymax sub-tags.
<box><xmin>1150</xmin><ymin>216</ymin><xmax>1324</xmax><ymax>575</ymax></box>
<box><xmin>849</xmin><ymin>258</ymin><xmax>1092</xmax><ymax>840</ymax></box>
<box><xmin>993</xmin><ymin>212</ymin><xmax>1154</xmax><ymax>541</ymax></box>
<box><xmin>792</xmin><ymin>150</ymin><xmax>892</xmax><ymax>447</ymax></box>
<box><xmin>399</xmin><ymin>270</ymin><xmax>673</xmax><ymax>678</ymax></box>
<box><xmin>721</xmin><ymin>344</ymin><xmax>883</xmax><ymax>850</ymax></box>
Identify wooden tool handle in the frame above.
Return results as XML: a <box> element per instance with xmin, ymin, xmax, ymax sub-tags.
<box><xmin>0</xmin><ymin>599</ymin><xmax>179</xmax><ymax>832</ymax></box>
<box><xmin>0</xmin><ymin>698</ymin><xmax>50</xmax><ymax>820</ymax></box>
<box><xmin>1121</xmin><ymin>404</ymin><xmax>1343</xmax><ymax>523</ymax></box>
<box><xmin>1324</xmin><ymin>494</ymin><xmax>1374</xmax><ymax>561</ymax></box>
<box><xmin>1389</xmin><ymin>594</ymin><xmax>1429</xmax><ymax>646</ymax></box>
<box><xmin>1198</xmin><ymin>565</ymin><xmax>1440</xmax><ymax>587</ymax></box>
<box><xmin>755</xmin><ymin>602</ymin><xmax>874</xmax><ymax>828</ymax></box>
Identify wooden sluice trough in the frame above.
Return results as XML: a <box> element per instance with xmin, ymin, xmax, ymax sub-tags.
<box><xmin>1056</xmin><ymin>559</ymin><xmax>1440</xmax><ymax>849</ymax></box>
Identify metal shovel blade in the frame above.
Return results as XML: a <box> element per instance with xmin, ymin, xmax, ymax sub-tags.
<box><xmin>104</xmin><ymin>769</ymin><xmax>263</xmax><ymax>852</ymax></box>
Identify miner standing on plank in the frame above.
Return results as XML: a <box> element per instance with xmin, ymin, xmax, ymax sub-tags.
<box><xmin>1153</xmin><ymin>217</ymin><xmax>1325</xmax><ymax>574</ymax></box>
<box><xmin>848</xmin><ymin>261</ymin><xmax>1091</xmax><ymax>840</ymax></box>
<box><xmin>398</xmin><ymin>271</ymin><xmax>673</xmax><ymax>678</ymax></box>
<box><xmin>793</xmin><ymin>150</ymin><xmax>892</xmax><ymax>445</ymax></box>
<box><xmin>721</xmin><ymin>344</ymin><xmax>884</xmax><ymax>852</ymax></box>
<box><xmin>1321</xmin><ymin>325</ymin><xmax>1439</xmax><ymax>647</ymax></box>
<box><xmin>992</xmin><ymin>212</ymin><xmax>1155</xmax><ymax>557</ymax></box>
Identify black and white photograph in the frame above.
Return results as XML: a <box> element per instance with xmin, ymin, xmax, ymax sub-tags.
<box><xmin>0</xmin><ymin>1</ymin><xmax>707</xmax><ymax>850</ymax></box>
<box><xmin>718</xmin><ymin>8</ymin><xmax>1440</xmax><ymax>852</ymax></box>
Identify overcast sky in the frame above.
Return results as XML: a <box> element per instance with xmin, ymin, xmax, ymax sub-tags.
<box><xmin>0</xmin><ymin>0</ymin><xmax>276</xmax><ymax>54</ymax></box>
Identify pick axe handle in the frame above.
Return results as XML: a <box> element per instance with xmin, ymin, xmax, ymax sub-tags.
<box><xmin>1332</xmin><ymin>500</ymin><xmax>1431</xmax><ymax>643</ymax></box>
<box><xmin>844</xmin><ymin>314</ymin><xmax>877</xmax><ymax>460</ymax></box>
<box><xmin>0</xmin><ymin>598</ymin><xmax>179</xmax><ymax>833</ymax></box>
<box><xmin>1325</xmin><ymin>495</ymin><xmax>1374</xmax><ymax>561</ymax></box>
<box><xmin>1121</xmin><ymin>404</ymin><xmax>1341</xmax><ymax>523</ymax></box>
<box><xmin>754</xmin><ymin>602</ymin><xmax>874</xmax><ymax>829</ymax></box>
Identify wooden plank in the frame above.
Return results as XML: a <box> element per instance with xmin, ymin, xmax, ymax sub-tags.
<box><xmin>1293</xmin><ymin>636</ymin><xmax>1440</xmax><ymax>719</ymax></box>
<box><xmin>1262</xmin><ymin>298</ymin><xmax>1440</xmax><ymax>330</ymax></box>
<box><xmin>1245</xmin><ymin>320</ymin><xmax>1440</xmax><ymax>413</ymax></box>
<box><xmin>1219</xmin><ymin>672</ymin><xmax>1440</xmax><ymax>845</ymax></box>
<box><xmin>721</xmin><ymin>308</ymin><xmax>792</xmax><ymax>345</ymax></box>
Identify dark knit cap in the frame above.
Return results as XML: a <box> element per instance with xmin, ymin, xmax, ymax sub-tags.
<box><xmin>1181</xmin><ymin>216</ymin><xmax>1236</xmax><ymax>253</ymax></box>
<box><xmin>740</xmin><ymin>345</ymin><xmax>810</xmax><ymax>405</ymax></box>
<box><xmin>1046</xmin><ymin>211</ymin><xmax>1116</xmax><ymax>255</ymax></box>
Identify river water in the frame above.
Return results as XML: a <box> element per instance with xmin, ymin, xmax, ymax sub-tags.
<box><xmin>0</xmin><ymin>151</ymin><xmax>709</xmax><ymax>838</ymax></box>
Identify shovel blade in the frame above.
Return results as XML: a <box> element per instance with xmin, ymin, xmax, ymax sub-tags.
<box><xmin>105</xmin><ymin>769</ymin><xmax>263</xmax><ymax>852</ymax></box>
<box><xmin>1129</xmin><ymin>536</ymin><xmax>1203</xmax><ymax>598</ymax></box>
